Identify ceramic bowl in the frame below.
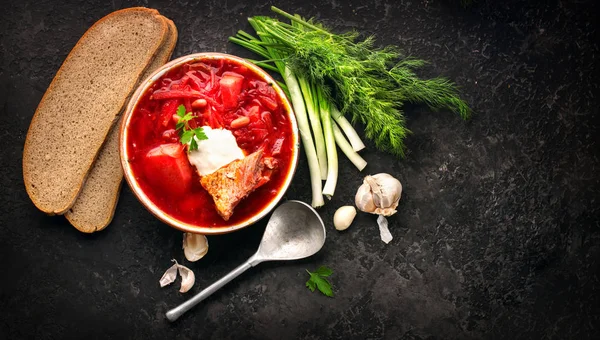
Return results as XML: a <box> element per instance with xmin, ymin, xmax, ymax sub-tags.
<box><xmin>119</xmin><ymin>53</ymin><xmax>299</xmax><ymax>235</ymax></box>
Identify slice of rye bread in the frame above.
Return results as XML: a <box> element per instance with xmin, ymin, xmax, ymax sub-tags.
<box><xmin>65</xmin><ymin>17</ymin><xmax>178</xmax><ymax>233</ymax></box>
<box><xmin>23</xmin><ymin>8</ymin><xmax>168</xmax><ymax>215</ymax></box>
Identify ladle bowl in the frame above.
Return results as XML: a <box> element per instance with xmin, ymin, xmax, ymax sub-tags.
<box><xmin>166</xmin><ymin>200</ymin><xmax>326</xmax><ymax>322</ymax></box>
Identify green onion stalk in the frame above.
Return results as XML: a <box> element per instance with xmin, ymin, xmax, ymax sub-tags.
<box><xmin>316</xmin><ymin>86</ymin><xmax>337</xmax><ymax>199</ymax></box>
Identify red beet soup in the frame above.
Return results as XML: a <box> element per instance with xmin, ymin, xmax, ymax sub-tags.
<box><xmin>125</xmin><ymin>57</ymin><xmax>295</xmax><ymax>227</ymax></box>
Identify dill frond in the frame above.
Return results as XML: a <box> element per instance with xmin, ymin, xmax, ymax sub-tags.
<box><xmin>233</xmin><ymin>7</ymin><xmax>471</xmax><ymax>157</ymax></box>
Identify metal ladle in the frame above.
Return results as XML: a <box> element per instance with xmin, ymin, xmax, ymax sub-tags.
<box><xmin>166</xmin><ymin>200</ymin><xmax>326</xmax><ymax>322</ymax></box>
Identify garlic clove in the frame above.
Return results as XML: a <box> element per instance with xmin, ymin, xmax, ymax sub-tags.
<box><xmin>177</xmin><ymin>263</ymin><xmax>196</xmax><ymax>293</ymax></box>
<box><xmin>355</xmin><ymin>182</ymin><xmax>376</xmax><ymax>213</ymax></box>
<box><xmin>333</xmin><ymin>206</ymin><xmax>357</xmax><ymax>231</ymax></box>
<box><xmin>159</xmin><ymin>262</ymin><xmax>178</xmax><ymax>287</ymax></box>
<box><xmin>377</xmin><ymin>215</ymin><xmax>393</xmax><ymax>244</ymax></box>
<box><xmin>160</xmin><ymin>260</ymin><xmax>196</xmax><ymax>293</ymax></box>
<box><xmin>364</xmin><ymin>175</ymin><xmax>384</xmax><ymax>208</ymax></box>
<box><xmin>183</xmin><ymin>233</ymin><xmax>209</xmax><ymax>262</ymax></box>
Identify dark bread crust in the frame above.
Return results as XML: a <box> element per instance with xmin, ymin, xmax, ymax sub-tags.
<box><xmin>23</xmin><ymin>8</ymin><xmax>168</xmax><ymax>215</ymax></box>
<box><xmin>64</xmin><ymin>16</ymin><xmax>178</xmax><ymax>233</ymax></box>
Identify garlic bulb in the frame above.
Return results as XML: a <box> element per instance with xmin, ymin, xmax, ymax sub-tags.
<box><xmin>333</xmin><ymin>206</ymin><xmax>357</xmax><ymax>231</ymax></box>
<box><xmin>355</xmin><ymin>173</ymin><xmax>402</xmax><ymax>216</ymax></box>
<box><xmin>159</xmin><ymin>260</ymin><xmax>196</xmax><ymax>293</ymax></box>
<box><xmin>183</xmin><ymin>233</ymin><xmax>209</xmax><ymax>262</ymax></box>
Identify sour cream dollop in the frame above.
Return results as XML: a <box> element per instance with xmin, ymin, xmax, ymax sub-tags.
<box><xmin>187</xmin><ymin>126</ymin><xmax>244</xmax><ymax>176</ymax></box>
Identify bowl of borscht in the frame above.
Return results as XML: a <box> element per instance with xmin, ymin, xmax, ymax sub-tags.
<box><xmin>120</xmin><ymin>53</ymin><xmax>299</xmax><ymax>234</ymax></box>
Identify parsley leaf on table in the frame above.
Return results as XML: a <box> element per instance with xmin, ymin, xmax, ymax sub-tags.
<box><xmin>175</xmin><ymin>105</ymin><xmax>207</xmax><ymax>152</ymax></box>
<box><xmin>305</xmin><ymin>266</ymin><xmax>334</xmax><ymax>297</ymax></box>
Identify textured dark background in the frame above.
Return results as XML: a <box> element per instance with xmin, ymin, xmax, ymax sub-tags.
<box><xmin>1</xmin><ymin>0</ymin><xmax>599</xmax><ymax>339</ymax></box>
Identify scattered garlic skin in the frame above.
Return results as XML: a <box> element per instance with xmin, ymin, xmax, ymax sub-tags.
<box><xmin>355</xmin><ymin>173</ymin><xmax>402</xmax><ymax>217</ymax></box>
<box><xmin>333</xmin><ymin>206</ymin><xmax>357</xmax><ymax>230</ymax></box>
<box><xmin>377</xmin><ymin>215</ymin><xmax>393</xmax><ymax>244</ymax></box>
<box><xmin>159</xmin><ymin>263</ymin><xmax>178</xmax><ymax>287</ymax></box>
<box><xmin>183</xmin><ymin>233</ymin><xmax>209</xmax><ymax>262</ymax></box>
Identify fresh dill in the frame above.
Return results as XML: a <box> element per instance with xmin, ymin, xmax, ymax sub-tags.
<box><xmin>231</xmin><ymin>7</ymin><xmax>471</xmax><ymax>157</ymax></box>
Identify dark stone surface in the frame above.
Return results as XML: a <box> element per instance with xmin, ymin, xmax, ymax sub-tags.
<box><xmin>1</xmin><ymin>0</ymin><xmax>599</xmax><ymax>338</ymax></box>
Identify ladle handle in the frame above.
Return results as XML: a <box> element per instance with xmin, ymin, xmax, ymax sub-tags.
<box><xmin>166</xmin><ymin>258</ymin><xmax>254</xmax><ymax>322</ymax></box>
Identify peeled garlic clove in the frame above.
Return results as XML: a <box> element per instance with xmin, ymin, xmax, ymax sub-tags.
<box><xmin>177</xmin><ymin>263</ymin><xmax>196</xmax><ymax>293</ymax></box>
<box><xmin>183</xmin><ymin>233</ymin><xmax>209</xmax><ymax>262</ymax></box>
<box><xmin>377</xmin><ymin>215</ymin><xmax>393</xmax><ymax>244</ymax></box>
<box><xmin>355</xmin><ymin>182</ymin><xmax>376</xmax><ymax>213</ymax></box>
<box><xmin>159</xmin><ymin>262</ymin><xmax>178</xmax><ymax>287</ymax></box>
<box><xmin>333</xmin><ymin>206</ymin><xmax>357</xmax><ymax>231</ymax></box>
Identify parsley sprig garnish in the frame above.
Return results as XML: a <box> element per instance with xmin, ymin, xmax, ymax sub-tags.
<box><xmin>305</xmin><ymin>266</ymin><xmax>334</xmax><ymax>297</ymax></box>
<box><xmin>175</xmin><ymin>105</ymin><xmax>207</xmax><ymax>152</ymax></box>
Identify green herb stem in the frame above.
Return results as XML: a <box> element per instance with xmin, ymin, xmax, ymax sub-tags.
<box><xmin>332</xmin><ymin>121</ymin><xmax>367</xmax><ymax>171</ymax></box>
<box><xmin>284</xmin><ymin>68</ymin><xmax>324</xmax><ymax>207</ymax></box>
<box><xmin>317</xmin><ymin>86</ymin><xmax>337</xmax><ymax>199</ymax></box>
<box><xmin>228</xmin><ymin>36</ymin><xmax>270</xmax><ymax>60</ymax></box>
<box><xmin>247</xmin><ymin>59</ymin><xmax>280</xmax><ymax>73</ymax></box>
<box><xmin>330</xmin><ymin>105</ymin><xmax>365</xmax><ymax>152</ymax></box>
<box><xmin>271</xmin><ymin>6</ymin><xmax>328</xmax><ymax>35</ymax></box>
<box><xmin>298</xmin><ymin>75</ymin><xmax>327</xmax><ymax>180</ymax></box>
